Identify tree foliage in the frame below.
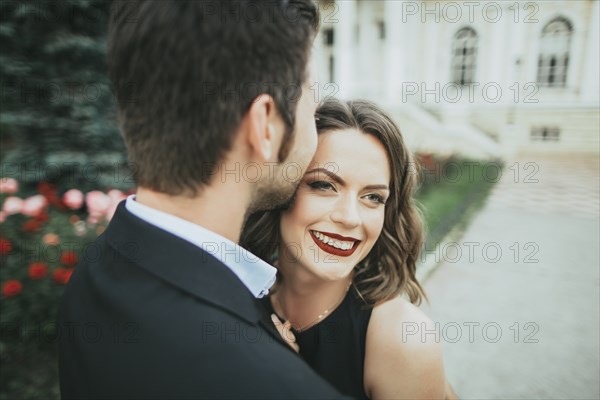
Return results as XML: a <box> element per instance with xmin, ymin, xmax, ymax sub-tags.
<box><xmin>1</xmin><ymin>0</ymin><xmax>129</xmax><ymax>192</ymax></box>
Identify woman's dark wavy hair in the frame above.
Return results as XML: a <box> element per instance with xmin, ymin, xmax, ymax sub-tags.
<box><xmin>240</xmin><ymin>98</ymin><xmax>427</xmax><ymax>306</ymax></box>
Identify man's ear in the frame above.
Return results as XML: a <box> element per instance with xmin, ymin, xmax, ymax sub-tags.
<box><xmin>244</xmin><ymin>94</ymin><xmax>284</xmax><ymax>162</ymax></box>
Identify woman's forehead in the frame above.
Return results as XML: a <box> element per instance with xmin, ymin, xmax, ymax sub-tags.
<box><xmin>311</xmin><ymin>129</ymin><xmax>391</xmax><ymax>183</ymax></box>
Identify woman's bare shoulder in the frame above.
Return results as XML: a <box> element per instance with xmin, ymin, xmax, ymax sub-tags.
<box><xmin>372</xmin><ymin>295</ymin><xmax>433</xmax><ymax>328</ymax></box>
<box><xmin>363</xmin><ymin>295</ymin><xmax>446</xmax><ymax>399</ymax></box>
<box><xmin>367</xmin><ymin>295</ymin><xmax>440</xmax><ymax>359</ymax></box>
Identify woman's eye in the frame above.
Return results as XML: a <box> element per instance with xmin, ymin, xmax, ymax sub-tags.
<box><xmin>308</xmin><ymin>181</ymin><xmax>334</xmax><ymax>191</ymax></box>
<box><xmin>364</xmin><ymin>193</ymin><xmax>386</xmax><ymax>204</ymax></box>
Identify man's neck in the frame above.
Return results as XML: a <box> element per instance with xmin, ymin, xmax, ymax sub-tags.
<box><xmin>135</xmin><ymin>183</ymin><xmax>251</xmax><ymax>243</ymax></box>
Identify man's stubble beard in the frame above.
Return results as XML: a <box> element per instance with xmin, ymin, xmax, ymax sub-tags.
<box><xmin>247</xmin><ymin>133</ymin><xmax>312</xmax><ymax>214</ymax></box>
<box><xmin>247</xmin><ymin>173</ymin><xmax>298</xmax><ymax>215</ymax></box>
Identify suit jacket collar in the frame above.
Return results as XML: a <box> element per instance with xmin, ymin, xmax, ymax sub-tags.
<box><xmin>104</xmin><ymin>201</ymin><xmax>288</xmax><ymax>348</ymax></box>
<box><xmin>124</xmin><ymin>195</ymin><xmax>276</xmax><ymax>298</ymax></box>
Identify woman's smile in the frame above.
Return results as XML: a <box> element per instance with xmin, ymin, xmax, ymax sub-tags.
<box><xmin>309</xmin><ymin>230</ymin><xmax>361</xmax><ymax>256</ymax></box>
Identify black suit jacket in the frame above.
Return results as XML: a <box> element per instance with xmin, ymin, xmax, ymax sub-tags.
<box><xmin>58</xmin><ymin>201</ymin><xmax>349</xmax><ymax>399</ymax></box>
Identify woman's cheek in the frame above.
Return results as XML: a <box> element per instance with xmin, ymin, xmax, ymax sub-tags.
<box><xmin>293</xmin><ymin>193</ymin><xmax>336</xmax><ymax>219</ymax></box>
<box><xmin>364</xmin><ymin>208</ymin><xmax>386</xmax><ymax>237</ymax></box>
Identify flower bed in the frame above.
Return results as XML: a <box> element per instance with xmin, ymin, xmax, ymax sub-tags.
<box><xmin>0</xmin><ymin>178</ymin><xmax>130</xmax><ymax>399</ymax></box>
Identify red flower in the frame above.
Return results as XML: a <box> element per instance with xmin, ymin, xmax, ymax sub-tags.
<box><xmin>47</xmin><ymin>192</ymin><xmax>66</xmax><ymax>211</ymax></box>
<box><xmin>2</xmin><ymin>280</ymin><xmax>23</xmax><ymax>298</ymax></box>
<box><xmin>37</xmin><ymin>182</ymin><xmax>66</xmax><ymax>211</ymax></box>
<box><xmin>0</xmin><ymin>237</ymin><xmax>12</xmax><ymax>256</ymax></box>
<box><xmin>28</xmin><ymin>262</ymin><xmax>49</xmax><ymax>280</ymax></box>
<box><xmin>417</xmin><ymin>153</ymin><xmax>436</xmax><ymax>171</ymax></box>
<box><xmin>60</xmin><ymin>251</ymin><xmax>79</xmax><ymax>267</ymax></box>
<box><xmin>23</xmin><ymin>219</ymin><xmax>41</xmax><ymax>233</ymax></box>
<box><xmin>52</xmin><ymin>267</ymin><xmax>74</xmax><ymax>285</ymax></box>
<box><xmin>37</xmin><ymin>182</ymin><xmax>56</xmax><ymax>197</ymax></box>
<box><xmin>35</xmin><ymin>211</ymin><xmax>49</xmax><ymax>224</ymax></box>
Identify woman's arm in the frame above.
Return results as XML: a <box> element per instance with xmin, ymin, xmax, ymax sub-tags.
<box><xmin>363</xmin><ymin>296</ymin><xmax>449</xmax><ymax>400</ymax></box>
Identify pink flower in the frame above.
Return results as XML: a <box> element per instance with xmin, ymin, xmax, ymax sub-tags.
<box><xmin>0</xmin><ymin>178</ymin><xmax>18</xmax><ymax>194</ymax></box>
<box><xmin>63</xmin><ymin>189</ymin><xmax>84</xmax><ymax>210</ymax></box>
<box><xmin>21</xmin><ymin>195</ymin><xmax>48</xmax><ymax>217</ymax></box>
<box><xmin>73</xmin><ymin>220</ymin><xmax>87</xmax><ymax>236</ymax></box>
<box><xmin>86</xmin><ymin>191</ymin><xmax>111</xmax><ymax>216</ymax></box>
<box><xmin>105</xmin><ymin>190</ymin><xmax>127</xmax><ymax>221</ymax></box>
<box><xmin>2</xmin><ymin>196</ymin><xmax>23</xmax><ymax>215</ymax></box>
<box><xmin>42</xmin><ymin>233</ymin><xmax>60</xmax><ymax>246</ymax></box>
<box><xmin>107</xmin><ymin>189</ymin><xmax>127</xmax><ymax>203</ymax></box>
<box><xmin>105</xmin><ymin>203</ymin><xmax>118</xmax><ymax>221</ymax></box>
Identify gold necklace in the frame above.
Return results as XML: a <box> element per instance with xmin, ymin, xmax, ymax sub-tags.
<box><xmin>276</xmin><ymin>280</ymin><xmax>353</xmax><ymax>333</ymax></box>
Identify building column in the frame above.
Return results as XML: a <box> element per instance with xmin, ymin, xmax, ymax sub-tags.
<box><xmin>384</xmin><ymin>0</ymin><xmax>409</xmax><ymax>103</ymax></box>
<box><xmin>334</xmin><ymin>0</ymin><xmax>357</xmax><ymax>98</ymax></box>
<box><xmin>581</xmin><ymin>0</ymin><xmax>600</xmax><ymax>102</ymax></box>
<box><xmin>424</xmin><ymin>18</ymin><xmax>440</xmax><ymax>90</ymax></box>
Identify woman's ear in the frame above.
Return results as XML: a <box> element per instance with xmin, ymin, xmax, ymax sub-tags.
<box><xmin>246</xmin><ymin>94</ymin><xmax>283</xmax><ymax>162</ymax></box>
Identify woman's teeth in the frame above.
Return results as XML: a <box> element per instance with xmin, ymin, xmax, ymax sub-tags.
<box><xmin>312</xmin><ymin>231</ymin><xmax>355</xmax><ymax>250</ymax></box>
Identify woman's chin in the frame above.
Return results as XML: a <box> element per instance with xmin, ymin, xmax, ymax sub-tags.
<box><xmin>310</xmin><ymin>264</ymin><xmax>354</xmax><ymax>282</ymax></box>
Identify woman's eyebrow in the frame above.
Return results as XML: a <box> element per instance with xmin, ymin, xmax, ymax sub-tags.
<box><xmin>363</xmin><ymin>184</ymin><xmax>389</xmax><ymax>191</ymax></box>
<box><xmin>305</xmin><ymin>168</ymin><xmax>345</xmax><ymax>185</ymax></box>
<box><xmin>306</xmin><ymin>168</ymin><xmax>389</xmax><ymax>191</ymax></box>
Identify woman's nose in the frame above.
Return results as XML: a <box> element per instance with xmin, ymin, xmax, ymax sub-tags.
<box><xmin>330</xmin><ymin>196</ymin><xmax>361</xmax><ymax>228</ymax></box>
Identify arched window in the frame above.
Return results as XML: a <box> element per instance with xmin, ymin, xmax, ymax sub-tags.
<box><xmin>451</xmin><ymin>27</ymin><xmax>477</xmax><ymax>85</ymax></box>
<box><xmin>537</xmin><ymin>17</ymin><xmax>572</xmax><ymax>87</ymax></box>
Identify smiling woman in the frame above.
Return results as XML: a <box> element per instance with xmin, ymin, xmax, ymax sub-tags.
<box><xmin>241</xmin><ymin>98</ymin><xmax>457</xmax><ymax>400</ymax></box>
<box><xmin>279</xmin><ymin>128</ymin><xmax>390</xmax><ymax>284</ymax></box>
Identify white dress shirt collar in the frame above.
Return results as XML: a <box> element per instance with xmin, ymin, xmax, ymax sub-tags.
<box><xmin>125</xmin><ymin>195</ymin><xmax>276</xmax><ymax>298</ymax></box>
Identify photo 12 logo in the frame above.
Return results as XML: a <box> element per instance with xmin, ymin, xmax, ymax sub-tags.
<box><xmin>0</xmin><ymin>162</ymin><xmax>136</xmax><ymax>185</ymax></box>
<box><xmin>399</xmin><ymin>2</ymin><xmax>540</xmax><ymax>24</ymax></box>
<box><xmin>402</xmin><ymin>321</ymin><xmax>540</xmax><ymax>344</ymax></box>
<box><xmin>421</xmin><ymin>241</ymin><xmax>540</xmax><ymax>264</ymax></box>
<box><xmin>402</xmin><ymin>82</ymin><xmax>540</xmax><ymax>104</ymax></box>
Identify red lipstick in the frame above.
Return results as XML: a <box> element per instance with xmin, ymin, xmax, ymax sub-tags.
<box><xmin>309</xmin><ymin>230</ymin><xmax>361</xmax><ymax>257</ymax></box>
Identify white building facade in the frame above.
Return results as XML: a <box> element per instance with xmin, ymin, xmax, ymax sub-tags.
<box><xmin>312</xmin><ymin>0</ymin><xmax>600</xmax><ymax>159</ymax></box>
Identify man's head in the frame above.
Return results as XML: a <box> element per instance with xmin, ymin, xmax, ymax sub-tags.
<box><xmin>107</xmin><ymin>0</ymin><xmax>319</xmax><ymax>200</ymax></box>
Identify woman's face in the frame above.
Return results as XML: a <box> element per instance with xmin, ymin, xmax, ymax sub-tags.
<box><xmin>279</xmin><ymin>129</ymin><xmax>391</xmax><ymax>281</ymax></box>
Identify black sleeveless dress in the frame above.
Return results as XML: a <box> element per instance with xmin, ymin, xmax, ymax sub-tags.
<box><xmin>260</xmin><ymin>287</ymin><xmax>373</xmax><ymax>399</ymax></box>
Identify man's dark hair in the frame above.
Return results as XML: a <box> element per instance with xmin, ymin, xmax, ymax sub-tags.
<box><xmin>107</xmin><ymin>0</ymin><xmax>319</xmax><ymax>195</ymax></box>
